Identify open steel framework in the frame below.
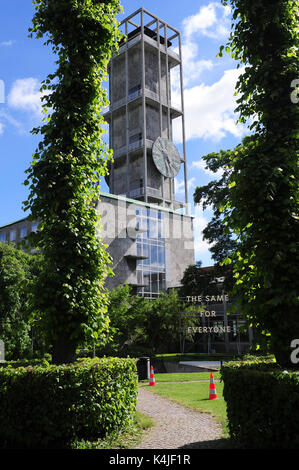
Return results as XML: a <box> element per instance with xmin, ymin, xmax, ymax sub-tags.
<box><xmin>105</xmin><ymin>8</ymin><xmax>189</xmax><ymax>213</ymax></box>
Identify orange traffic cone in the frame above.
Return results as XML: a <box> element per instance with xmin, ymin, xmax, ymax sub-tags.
<box><xmin>149</xmin><ymin>365</ymin><xmax>155</xmax><ymax>386</ymax></box>
<box><xmin>209</xmin><ymin>372</ymin><xmax>218</xmax><ymax>399</ymax></box>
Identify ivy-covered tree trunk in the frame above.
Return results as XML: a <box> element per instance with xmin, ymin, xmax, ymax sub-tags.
<box><xmin>219</xmin><ymin>0</ymin><xmax>299</xmax><ymax>367</ymax></box>
<box><xmin>24</xmin><ymin>0</ymin><xmax>123</xmax><ymax>364</ymax></box>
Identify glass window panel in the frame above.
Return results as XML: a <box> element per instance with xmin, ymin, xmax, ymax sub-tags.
<box><xmin>9</xmin><ymin>230</ymin><xmax>16</xmax><ymax>241</ymax></box>
<box><xmin>151</xmin><ymin>273</ymin><xmax>158</xmax><ymax>293</ymax></box>
<box><xmin>20</xmin><ymin>226</ymin><xmax>27</xmax><ymax>239</ymax></box>
<box><xmin>159</xmin><ymin>273</ymin><xmax>166</xmax><ymax>291</ymax></box>
<box><xmin>158</xmin><ymin>220</ymin><xmax>163</xmax><ymax>238</ymax></box>
<box><xmin>150</xmin><ymin>245</ymin><xmax>158</xmax><ymax>265</ymax></box>
<box><xmin>137</xmin><ymin>287</ymin><xmax>143</xmax><ymax>296</ymax></box>
<box><xmin>143</xmin><ymin>271</ymin><xmax>151</xmax><ymax>292</ymax></box>
<box><xmin>0</xmin><ymin>233</ymin><xmax>6</xmax><ymax>243</ymax></box>
<box><xmin>31</xmin><ymin>223</ymin><xmax>38</xmax><ymax>233</ymax></box>
<box><xmin>149</xmin><ymin>220</ymin><xmax>158</xmax><ymax>239</ymax></box>
<box><xmin>137</xmin><ymin>270</ymin><xmax>143</xmax><ymax>285</ymax></box>
<box><xmin>137</xmin><ymin>243</ymin><xmax>142</xmax><ymax>256</ymax></box>
<box><xmin>158</xmin><ymin>246</ymin><xmax>165</xmax><ymax>266</ymax></box>
<box><xmin>148</xmin><ymin>209</ymin><xmax>157</xmax><ymax>219</ymax></box>
<box><xmin>143</xmin><ymin>271</ymin><xmax>150</xmax><ymax>286</ymax></box>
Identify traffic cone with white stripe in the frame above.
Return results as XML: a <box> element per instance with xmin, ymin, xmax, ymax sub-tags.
<box><xmin>149</xmin><ymin>365</ymin><xmax>155</xmax><ymax>386</ymax></box>
<box><xmin>209</xmin><ymin>372</ymin><xmax>218</xmax><ymax>399</ymax></box>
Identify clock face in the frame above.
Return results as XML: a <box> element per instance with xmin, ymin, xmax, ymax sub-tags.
<box><xmin>152</xmin><ymin>137</ymin><xmax>181</xmax><ymax>178</ymax></box>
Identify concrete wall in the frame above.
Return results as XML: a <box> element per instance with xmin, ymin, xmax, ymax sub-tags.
<box><xmin>97</xmin><ymin>194</ymin><xmax>194</xmax><ymax>291</ymax></box>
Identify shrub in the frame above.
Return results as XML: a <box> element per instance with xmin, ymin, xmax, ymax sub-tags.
<box><xmin>0</xmin><ymin>357</ymin><xmax>138</xmax><ymax>448</ymax></box>
<box><xmin>221</xmin><ymin>359</ymin><xmax>299</xmax><ymax>449</ymax></box>
<box><xmin>0</xmin><ymin>243</ymin><xmax>45</xmax><ymax>360</ymax></box>
<box><xmin>0</xmin><ymin>356</ymin><xmax>51</xmax><ymax>369</ymax></box>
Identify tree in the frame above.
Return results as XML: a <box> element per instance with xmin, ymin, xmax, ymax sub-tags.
<box><xmin>23</xmin><ymin>0</ymin><xmax>123</xmax><ymax>364</ymax></box>
<box><xmin>98</xmin><ymin>287</ymin><xmax>199</xmax><ymax>356</ymax></box>
<box><xmin>0</xmin><ymin>243</ymin><xmax>43</xmax><ymax>360</ymax></box>
<box><xmin>192</xmin><ymin>137</ymin><xmax>259</xmax><ymax>296</ymax></box>
<box><xmin>193</xmin><ymin>145</ymin><xmax>238</xmax><ymax>265</ymax></box>
<box><xmin>102</xmin><ymin>284</ymin><xmax>150</xmax><ymax>355</ymax></box>
<box><xmin>218</xmin><ymin>0</ymin><xmax>299</xmax><ymax>366</ymax></box>
<box><xmin>180</xmin><ymin>262</ymin><xmax>220</xmax><ymax>297</ymax></box>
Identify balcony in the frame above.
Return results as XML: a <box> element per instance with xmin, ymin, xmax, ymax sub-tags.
<box><xmin>124</xmin><ymin>244</ymin><xmax>149</xmax><ymax>260</ymax></box>
<box><xmin>116</xmin><ymin>30</ymin><xmax>181</xmax><ymax>69</ymax></box>
<box><xmin>102</xmin><ymin>87</ymin><xmax>183</xmax><ymax>120</ymax></box>
<box><xmin>129</xmin><ymin>186</ymin><xmax>163</xmax><ymax>200</ymax></box>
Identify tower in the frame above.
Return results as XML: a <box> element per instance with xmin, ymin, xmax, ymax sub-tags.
<box><xmin>104</xmin><ymin>8</ymin><xmax>188</xmax><ymax>212</ymax></box>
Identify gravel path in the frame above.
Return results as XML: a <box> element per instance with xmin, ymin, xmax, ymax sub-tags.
<box><xmin>134</xmin><ymin>386</ymin><xmax>227</xmax><ymax>449</ymax></box>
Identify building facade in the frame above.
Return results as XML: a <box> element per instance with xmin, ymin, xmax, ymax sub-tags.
<box><xmin>97</xmin><ymin>192</ymin><xmax>194</xmax><ymax>297</ymax></box>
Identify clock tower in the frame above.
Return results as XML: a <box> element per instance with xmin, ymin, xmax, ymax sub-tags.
<box><xmin>103</xmin><ymin>8</ymin><xmax>189</xmax><ymax>212</ymax></box>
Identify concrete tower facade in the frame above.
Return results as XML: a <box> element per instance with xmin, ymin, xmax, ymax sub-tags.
<box><xmin>104</xmin><ymin>8</ymin><xmax>188</xmax><ymax>212</ymax></box>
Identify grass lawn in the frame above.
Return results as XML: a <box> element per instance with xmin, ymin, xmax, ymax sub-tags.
<box><xmin>150</xmin><ymin>371</ymin><xmax>221</xmax><ymax>382</ymax></box>
<box><xmin>141</xmin><ymin>375</ymin><xmax>228</xmax><ymax>436</ymax></box>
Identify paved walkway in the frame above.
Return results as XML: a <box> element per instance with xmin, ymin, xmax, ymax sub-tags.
<box><xmin>134</xmin><ymin>386</ymin><xmax>227</xmax><ymax>449</ymax></box>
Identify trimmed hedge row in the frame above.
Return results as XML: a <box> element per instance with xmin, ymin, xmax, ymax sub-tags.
<box><xmin>221</xmin><ymin>359</ymin><xmax>299</xmax><ymax>449</ymax></box>
<box><xmin>0</xmin><ymin>357</ymin><xmax>138</xmax><ymax>448</ymax></box>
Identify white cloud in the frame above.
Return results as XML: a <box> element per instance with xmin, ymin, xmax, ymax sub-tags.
<box><xmin>0</xmin><ymin>110</ymin><xmax>25</xmax><ymax>134</ymax></box>
<box><xmin>173</xmin><ymin>67</ymin><xmax>246</xmax><ymax>143</ymax></box>
<box><xmin>182</xmin><ymin>2</ymin><xmax>231</xmax><ymax>40</ymax></box>
<box><xmin>193</xmin><ymin>203</ymin><xmax>215</xmax><ymax>259</ymax></box>
<box><xmin>7</xmin><ymin>78</ymin><xmax>47</xmax><ymax>116</ymax></box>
<box><xmin>170</xmin><ymin>3</ymin><xmax>245</xmax><ymax>143</ymax></box>
<box><xmin>175</xmin><ymin>176</ymin><xmax>196</xmax><ymax>195</ymax></box>
<box><xmin>0</xmin><ymin>40</ymin><xmax>15</xmax><ymax>47</ymax></box>
<box><xmin>171</xmin><ymin>44</ymin><xmax>214</xmax><ymax>91</ymax></box>
<box><xmin>191</xmin><ymin>159</ymin><xmax>224</xmax><ymax>179</ymax></box>
<box><xmin>171</xmin><ymin>3</ymin><xmax>231</xmax><ymax>91</ymax></box>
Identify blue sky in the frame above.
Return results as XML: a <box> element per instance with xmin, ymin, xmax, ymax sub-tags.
<box><xmin>0</xmin><ymin>1</ymin><xmax>247</xmax><ymax>266</ymax></box>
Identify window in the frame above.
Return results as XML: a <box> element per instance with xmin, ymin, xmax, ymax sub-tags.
<box><xmin>20</xmin><ymin>226</ymin><xmax>27</xmax><ymax>239</ymax></box>
<box><xmin>0</xmin><ymin>233</ymin><xmax>6</xmax><ymax>243</ymax></box>
<box><xmin>9</xmin><ymin>230</ymin><xmax>16</xmax><ymax>242</ymax></box>
<box><xmin>31</xmin><ymin>222</ymin><xmax>38</xmax><ymax>233</ymax></box>
<box><xmin>136</xmin><ymin>208</ymin><xmax>166</xmax><ymax>299</ymax></box>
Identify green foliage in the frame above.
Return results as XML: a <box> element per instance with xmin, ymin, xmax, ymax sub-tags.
<box><xmin>221</xmin><ymin>360</ymin><xmax>299</xmax><ymax>448</ymax></box>
<box><xmin>216</xmin><ymin>0</ymin><xmax>299</xmax><ymax>365</ymax></box>
<box><xmin>0</xmin><ymin>243</ymin><xmax>45</xmax><ymax>360</ymax></box>
<box><xmin>104</xmin><ymin>284</ymin><xmax>150</xmax><ymax>354</ymax></box>
<box><xmin>193</xmin><ymin>147</ymin><xmax>239</xmax><ymax>266</ymax></box>
<box><xmin>23</xmin><ymin>0</ymin><xmax>123</xmax><ymax>363</ymax></box>
<box><xmin>98</xmin><ymin>287</ymin><xmax>199</xmax><ymax>356</ymax></box>
<box><xmin>0</xmin><ymin>357</ymin><xmax>138</xmax><ymax>449</ymax></box>
<box><xmin>180</xmin><ymin>261</ymin><xmax>234</xmax><ymax>298</ymax></box>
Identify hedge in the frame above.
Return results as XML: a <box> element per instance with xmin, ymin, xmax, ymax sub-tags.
<box><xmin>221</xmin><ymin>359</ymin><xmax>299</xmax><ymax>449</ymax></box>
<box><xmin>0</xmin><ymin>357</ymin><xmax>138</xmax><ymax>448</ymax></box>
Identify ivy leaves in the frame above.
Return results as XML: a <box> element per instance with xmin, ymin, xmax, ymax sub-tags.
<box><xmin>216</xmin><ymin>1</ymin><xmax>299</xmax><ymax>365</ymax></box>
<box><xmin>23</xmin><ymin>0</ymin><xmax>123</xmax><ymax>363</ymax></box>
